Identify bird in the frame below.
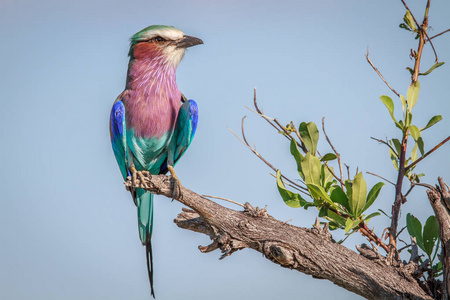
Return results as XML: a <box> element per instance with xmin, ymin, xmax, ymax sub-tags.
<box><xmin>109</xmin><ymin>25</ymin><xmax>202</xmax><ymax>298</ymax></box>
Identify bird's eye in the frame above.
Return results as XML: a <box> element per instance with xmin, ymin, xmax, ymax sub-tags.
<box><xmin>150</xmin><ymin>36</ymin><xmax>164</xmax><ymax>43</ymax></box>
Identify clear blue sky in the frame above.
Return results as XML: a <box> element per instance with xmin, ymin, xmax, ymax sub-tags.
<box><xmin>1</xmin><ymin>0</ymin><xmax>449</xmax><ymax>299</ymax></box>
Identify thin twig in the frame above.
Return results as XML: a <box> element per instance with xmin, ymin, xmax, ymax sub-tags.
<box><xmin>359</xmin><ymin>222</ymin><xmax>390</xmax><ymax>253</ymax></box>
<box><xmin>424</xmin><ymin>30</ymin><xmax>439</xmax><ymax>63</ymax></box>
<box><xmin>251</xmin><ymin>89</ymin><xmax>285</xmax><ymax>133</ymax></box>
<box><xmin>290</xmin><ymin>121</ymin><xmax>308</xmax><ymax>152</ymax></box>
<box><xmin>202</xmin><ymin>195</ymin><xmax>245</xmax><ymax>208</ymax></box>
<box><xmin>429</xmin><ymin>28</ymin><xmax>450</xmax><ymax>40</ymax></box>
<box><xmin>367</xmin><ymin>172</ymin><xmax>396</xmax><ymax>186</ymax></box>
<box><xmin>371</xmin><ymin>137</ymin><xmax>399</xmax><ymax>158</ymax></box>
<box><xmin>245</xmin><ymin>106</ymin><xmax>275</xmax><ymax>121</ymax></box>
<box><xmin>322</xmin><ymin>117</ymin><xmax>344</xmax><ymax>188</ymax></box>
<box><xmin>229</xmin><ymin>126</ymin><xmax>308</xmax><ymax>192</ymax></box>
<box><xmin>398</xmin><ymin>244</ymin><xmax>412</xmax><ymax>253</ymax></box>
<box><xmin>366</xmin><ymin>49</ymin><xmax>400</xmax><ymax>97</ymax></box>
<box><xmin>344</xmin><ymin>164</ymin><xmax>350</xmax><ymax>180</ymax></box>
<box><xmin>396</xmin><ymin>226</ymin><xmax>407</xmax><ymax>239</ymax></box>
<box><xmin>404</xmin><ymin>184</ymin><xmax>415</xmax><ymax>198</ymax></box>
<box><xmin>339</xmin><ymin>234</ymin><xmax>351</xmax><ymax>245</ymax></box>
<box><xmin>269</xmin><ymin>173</ymin><xmax>310</xmax><ymax>196</ymax></box>
<box><xmin>412</xmin><ymin>182</ymin><xmax>435</xmax><ymax>190</ymax></box>
<box><xmin>248</xmin><ymin>91</ymin><xmax>307</xmax><ymax>152</ymax></box>
<box><xmin>273</xmin><ymin>118</ymin><xmax>298</xmax><ymax>144</ymax></box>
<box><xmin>323</xmin><ymin>162</ymin><xmax>345</xmax><ymax>189</ymax></box>
<box><xmin>399</xmin><ymin>238</ymin><xmax>409</xmax><ymax>247</ymax></box>
<box><xmin>405</xmin><ymin>136</ymin><xmax>450</xmax><ymax>171</ymax></box>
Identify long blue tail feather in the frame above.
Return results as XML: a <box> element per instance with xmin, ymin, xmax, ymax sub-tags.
<box><xmin>135</xmin><ymin>190</ymin><xmax>155</xmax><ymax>297</ymax></box>
<box><xmin>146</xmin><ymin>241</ymin><xmax>155</xmax><ymax>298</ymax></box>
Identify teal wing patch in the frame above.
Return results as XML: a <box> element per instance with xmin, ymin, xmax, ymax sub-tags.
<box><xmin>167</xmin><ymin>99</ymin><xmax>199</xmax><ymax>167</ymax></box>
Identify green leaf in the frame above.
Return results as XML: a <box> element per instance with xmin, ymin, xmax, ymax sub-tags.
<box><xmin>423</xmin><ymin>216</ymin><xmax>439</xmax><ymax>258</ymax></box>
<box><xmin>299</xmin><ymin>122</ymin><xmax>319</xmax><ymax>155</ymax></box>
<box><xmin>407</xmin><ymin>81</ymin><xmax>420</xmax><ymax>112</ymax></box>
<box><xmin>409</xmin><ymin>125</ymin><xmax>420</xmax><ymax>141</ymax></box>
<box><xmin>318</xmin><ymin>206</ymin><xmax>328</xmax><ymax>218</ymax></box>
<box><xmin>403</xmin><ymin>10</ymin><xmax>416</xmax><ymax>31</ymax></box>
<box><xmin>345</xmin><ymin>180</ymin><xmax>353</xmax><ymax>202</ymax></box>
<box><xmin>330</xmin><ymin>186</ymin><xmax>350</xmax><ymax>212</ymax></box>
<box><xmin>276</xmin><ymin>170</ymin><xmax>311</xmax><ymax>208</ymax></box>
<box><xmin>417</xmin><ymin>137</ymin><xmax>424</xmax><ymax>156</ymax></box>
<box><xmin>419</xmin><ymin>62</ymin><xmax>445</xmax><ymax>76</ymax></box>
<box><xmin>399</xmin><ymin>95</ymin><xmax>406</xmax><ymax>113</ymax></box>
<box><xmin>321</xmin><ymin>153</ymin><xmax>337</xmax><ymax>162</ymax></box>
<box><xmin>362</xmin><ymin>182</ymin><xmax>385</xmax><ymax>213</ymax></box>
<box><xmin>321</xmin><ymin>164</ymin><xmax>334</xmax><ymax>189</ymax></box>
<box><xmin>379</xmin><ymin>95</ymin><xmax>401</xmax><ymax>128</ymax></box>
<box><xmin>422</xmin><ymin>115</ymin><xmax>442</xmax><ymax>131</ymax></box>
<box><xmin>327</xmin><ymin>210</ymin><xmax>347</xmax><ymax>227</ymax></box>
<box><xmin>301</xmin><ymin>152</ymin><xmax>321</xmax><ymax>185</ymax></box>
<box><xmin>433</xmin><ymin>261</ymin><xmax>443</xmax><ymax>272</ymax></box>
<box><xmin>345</xmin><ymin>218</ymin><xmax>360</xmax><ymax>233</ymax></box>
<box><xmin>399</xmin><ymin>23</ymin><xmax>412</xmax><ymax>32</ymax></box>
<box><xmin>392</xmin><ymin>139</ymin><xmax>401</xmax><ymax>156</ymax></box>
<box><xmin>307</xmin><ymin>183</ymin><xmax>334</xmax><ymax>207</ymax></box>
<box><xmin>411</xmin><ymin>143</ymin><xmax>418</xmax><ymax>162</ymax></box>
<box><xmin>405</xmin><ymin>112</ymin><xmax>413</xmax><ymax>127</ymax></box>
<box><xmin>378</xmin><ymin>209</ymin><xmax>391</xmax><ymax>219</ymax></box>
<box><xmin>364</xmin><ymin>212</ymin><xmax>381</xmax><ymax>222</ymax></box>
<box><xmin>407</xmin><ymin>213</ymin><xmax>425</xmax><ymax>252</ymax></box>
<box><xmin>350</xmin><ymin>172</ymin><xmax>367</xmax><ymax>217</ymax></box>
<box><xmin>290</xmin><ymin>139</ymin><xmax>305</xmax><ymax>180</ymax></box>
<box><xmin>389</xmin><ymin>149</ymin><xmax>399</xmax><ymax>171</ymax></box>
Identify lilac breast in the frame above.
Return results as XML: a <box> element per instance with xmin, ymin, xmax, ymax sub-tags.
<box><xmin>124</xmin><ymin>57</ymin><xmax>182</xmax><ymax>138</ymax></box>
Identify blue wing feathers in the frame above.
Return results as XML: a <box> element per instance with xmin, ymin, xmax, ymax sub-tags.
<box><xmin>173</xmin><ymin>99</ymin><xmax>199</xmax><ymax>163</ymax></box>
<box><xmin>110</xmin><ymin>100</ymin><xmax>128</xmax><ymax>179</ymax></box>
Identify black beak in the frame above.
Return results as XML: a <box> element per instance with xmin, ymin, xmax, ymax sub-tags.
<box><xmin>175</xmin><ymin>35</ymin><xmax>204</xmax><ymax>49</ymax></box>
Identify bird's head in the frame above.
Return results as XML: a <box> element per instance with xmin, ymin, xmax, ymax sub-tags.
<box><xmin>129</xmin><ymin>25</ymin><xmax>203</xmax><ymax>68</ymax></box>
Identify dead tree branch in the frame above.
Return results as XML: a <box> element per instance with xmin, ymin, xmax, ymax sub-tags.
<box><xmin>125</xmin><ymin>173</ymin><xmax>432</xmax><ymax>300</ymax></box>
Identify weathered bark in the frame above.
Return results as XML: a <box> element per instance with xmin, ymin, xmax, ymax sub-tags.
<box><xmin>427</xmin><ymin>178</ymin><xmax>450</xmax><ymax>299</ymax></box>
<box><xmin>127</xmin><ymin>173</ymin><xmax>432</xmax><ymax>300</ymax></box>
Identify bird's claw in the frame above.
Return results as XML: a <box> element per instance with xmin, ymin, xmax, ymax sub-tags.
<box><xmin>128</xmin><ymin>167</ymin><xmax>150</xmax><ymax>189</ymax></box>
<box><xmin>168</xmin><ymin>166</ymin><xmax>183</xmax><ymax>200</ymax></box>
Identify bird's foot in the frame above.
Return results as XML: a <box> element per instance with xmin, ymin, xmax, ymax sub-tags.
<box><xmin>126</xmin><ymin>167</ymin><xmax>150</xmax><ymax>190</ymax></box>
<box><xmin>167</xmin><ymin>166</ymin><xmax>183</xmax><ymax>199</ymax></box>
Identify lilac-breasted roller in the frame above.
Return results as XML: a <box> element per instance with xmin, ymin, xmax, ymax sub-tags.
<box><xmin>109</xmin><ymin>25</ymin><xmax>202</xmax><ymax>297</ymax></box>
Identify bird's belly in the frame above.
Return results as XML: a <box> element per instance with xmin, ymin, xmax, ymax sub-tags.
<box><xmin>126</xmin><ymin>128</ymin><xmax>173</xmax><ymax>174</ymax></box>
